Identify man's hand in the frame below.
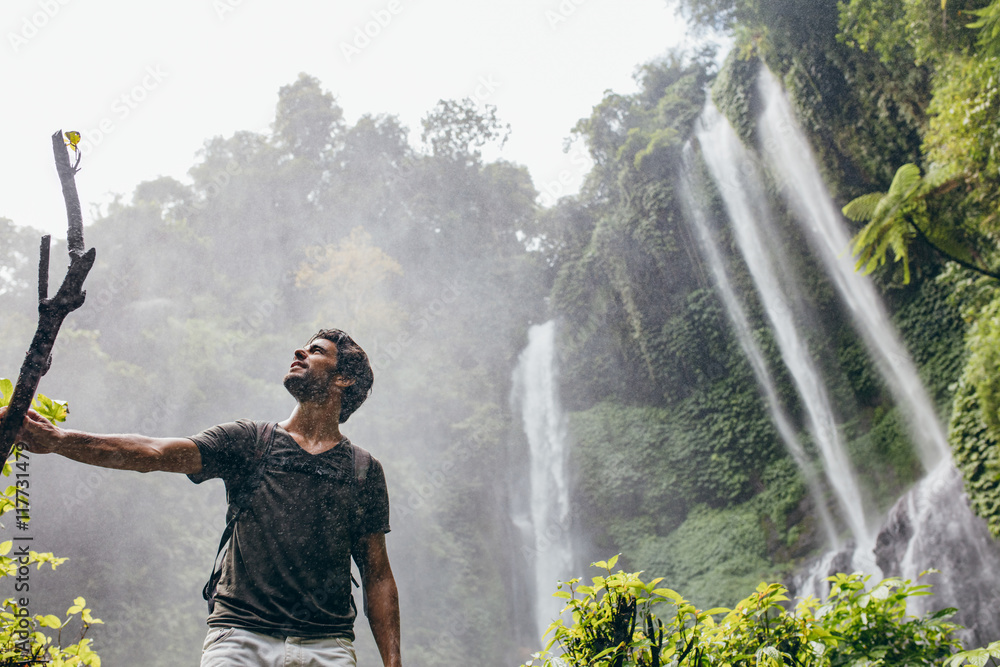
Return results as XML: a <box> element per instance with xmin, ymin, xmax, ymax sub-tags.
<box><xmin>0</xmin><ymin>407</ymin><xmax>61</xmax><ymax>454</ymax></box>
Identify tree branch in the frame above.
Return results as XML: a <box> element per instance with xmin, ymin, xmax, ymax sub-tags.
<box><xmin>908</xmin><ymin>215</ymin><xmax>1000</xmax><ymax>281</ymax></box>
<box><xmin>0</xmin><ymin>131</ymin><xmax>96</xmax><ymax>461</ymax></box>
<box><xmin>53</xmin><ymin>131</ymin><xmax>85</xmax><ymax>256</ymax></box>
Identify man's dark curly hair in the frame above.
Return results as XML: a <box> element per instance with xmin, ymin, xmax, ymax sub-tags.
<box><xmin>310</xmin><ymin>329</ymin><xmax>373</xmax><ymax>424</ymax></box>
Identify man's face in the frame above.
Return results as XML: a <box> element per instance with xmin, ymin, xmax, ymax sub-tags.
<box><xmin>283</xmin><ymin>337</ymin><xmax>340</xmax><ymax>402</ymax></box>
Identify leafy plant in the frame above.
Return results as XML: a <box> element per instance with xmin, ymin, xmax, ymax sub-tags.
<box><xmin>947</xmin><ymin>640</ymin><xmax>1000</xmax><ymax>667</ymax></box>
<box><xmin>0</xmin><ymin>380</ymin><xmax>103</xmax><ymax>666</ymax></box>
<box><xmin>844</xmin><ymin>163</ymin><xmax>999</xmax><ymax>284</ymax></box>
<box><xmin>524</xmin><ymin>558</ymin><xmax>962</xmax><ymax>667</ymax></box>
<box><xmin>967</xmin><ymin>0</ymin><xmax>1000</xmax><ymax>57</ymax></box>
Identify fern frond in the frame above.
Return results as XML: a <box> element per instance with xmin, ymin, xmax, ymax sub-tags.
<box><xmin>842</xmin><ymin>192</ymin><xmax>884</xmax><ymax>222</ymax></box>
<box><xmin>885</xmin><ymin>163</ymin><xmax>922</xmax><ymax>201</ymax></box>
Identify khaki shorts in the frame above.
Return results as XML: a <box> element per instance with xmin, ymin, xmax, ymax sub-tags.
<box><xmin>200</xmin><ymin>627</ymin><xmax>356</xmax><ymax>667</ymax></box>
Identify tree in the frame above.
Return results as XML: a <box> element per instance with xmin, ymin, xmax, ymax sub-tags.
<box><xmin>845</xmin><ymin>163</ymin><xmax>1000</xmax><ymax>283</ymax></box>
<box><xmin>0</xmin><ymin>132</ymin><xmax>96</xmax><ymax>463</ymax></box>
<box><xmin>272</xmin><ymin>72</ymin><xmax>345</xmax><ymax>164</ymax></box>
<box><xmin>295</xmin><ymin>227</ymin><xmax>404</xmax><ymax>341</ymax></box>
<box><xmin>420</xmin><ymin>98</ymin><xmax>510</xmax><ymax>165</ymax></box>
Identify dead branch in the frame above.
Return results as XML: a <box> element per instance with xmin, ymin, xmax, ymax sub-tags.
<box><xmin>0</xmin><ymin>131</ymin><xmax>96</xmax><ymax>461</ymax></box>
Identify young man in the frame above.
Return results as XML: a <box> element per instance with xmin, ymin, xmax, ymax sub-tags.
<box><xmin>3</xmin><ymin>329</ymin><xmax>401</xmax><ymax>667</ymax></box>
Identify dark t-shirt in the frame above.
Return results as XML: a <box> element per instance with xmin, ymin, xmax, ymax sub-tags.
<box><xmin>188</xmin><ymin>420</ymin><xmax>390</xmax><ymax>639</ymax></box>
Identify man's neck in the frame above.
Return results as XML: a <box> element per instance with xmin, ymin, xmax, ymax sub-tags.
<box><xmin>279</xmin><ymin>401</ymin><xmax>344</xmax><ymax>454</ymax></box>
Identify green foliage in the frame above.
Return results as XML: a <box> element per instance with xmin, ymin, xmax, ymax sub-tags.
<box><xmin>845</xmin><ymin>163</ymin><xmax>924</xmax><ymax>283</ymax></box>
<box><xmin>710</xmin><ymin>53</ymin><xmax>761</xmax><ymax>146</ymax></box>
<box><xmin>966</xmin><ymin>0</ymin><xmax>1000</xmax><ymax>57</ymax></box>
<box><xmin>525</xmin><ymin>561</ymin><xmax>960</xmax><ymax>667</ymax></box>
<box><xmin>948</xmin><ymin>640</ymin><xmax>1000</xmax><ymax>667</ymax></box>
<box><xmin>420</xmin><ymin>98</ymin><xmax>510</xmax><ymax>164</ymax></box>
<box><xmin>923</xmin><ymin>52</ymin><xmax>1000</xmax><ymax>223</ymax></box>
<box><xmin>948</xmin><ymin>331</ymin><xmax>1000</xmax><ymax>539</ymax></box>
<box><xmin>570</xmin><ymin>391</ymin><xmax>811</xmax><ymax>607</ymax></box>
<box><xmin>891</xmin><ymin>275</ymin><xmax>966</xmax><ymax>410</ymax></box>
<box><xmin>551</xmin><ymin>54</ymin><xmax>714</xmax><ymax>405</ymax></box>
<box><xmin>0</xmin><ymin>387</ymin><xmax>103</xmax><ymax>666</ymax></box>
<box><xmin>818</xmin><ymin>572</ymin><xmax>958</xmax><ymax>666</ymax></box>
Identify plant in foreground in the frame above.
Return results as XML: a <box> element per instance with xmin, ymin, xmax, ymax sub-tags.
<box><xmin>524</xmin><ymin>555</ymin><xmax>971</xmax><ymax>667</ymax></box>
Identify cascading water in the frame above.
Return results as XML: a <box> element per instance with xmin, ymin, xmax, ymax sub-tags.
<box><xmin>510</xmin><ymin>320</ymin><xmax>574</xmax><ymax>643</ymax></box>
<box><xmin>693</xmin><ymin>66</ymin><xmax>1000</xmax><ymax>643</ymax></box>
<box><xmin>694</xmin><ymin>103</ymin><xmax>872</xmax><ymax>547</ymax></box>
<box><xmin>678</xmin><ymin>144</ymin><xmax>839</xmax><ymax>548</ymax></box>
<box><xmin>756</xmin><ymin>68</ymin><xmax>950</xmax><ymax>470</ymax></box>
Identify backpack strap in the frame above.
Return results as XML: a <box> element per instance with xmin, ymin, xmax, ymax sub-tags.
<box><xmin>349</xmin><ymin>442</ymin><xmax>373</xmax><ymax>614</ymax></box>
<box><xmin>202</xmin><ymin>421</ymin><xmax>277</xmax><ymax>613</ymax></box>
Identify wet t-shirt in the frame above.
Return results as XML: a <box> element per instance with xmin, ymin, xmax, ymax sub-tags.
<box><xmin>188</xmin><ymin>420</ymin><xmax>390</xmax><ymax>639</ymax></box>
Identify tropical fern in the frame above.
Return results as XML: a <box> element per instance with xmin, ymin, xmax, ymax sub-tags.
<box><xmin>967</xmin><ymin>0</ymin><xmax>1000</xmax><ymax>58</ymax></box>
<box><xmin>846</xmin><ymin>163</ymin><xmax>1000</xmax><ymax>282</ymax></box>
<box><xmin>845</xmin><ymin>163</ymin><xmax>923</xmax><ymax>283</ymax></box>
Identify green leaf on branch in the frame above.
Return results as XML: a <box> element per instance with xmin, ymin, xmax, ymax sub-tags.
<box><xmin>0</xmin><ymin>379</ymin><xmax>12</xmax><ymax>407</ymax></box>
<box><xmin>32</xmin><ymin>393</ymin><xmax>68</xmax><ymax>424</ymax></box>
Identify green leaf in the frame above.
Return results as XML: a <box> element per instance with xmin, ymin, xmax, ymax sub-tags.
<box><xmin>37</xmin><ymin>614</ymin><xmax>62</xmax><ymax>629</ymax></box>
<box><xmin>843</xmin><ymin>192</ymin><xmax>884</xmax><ymax>222</ymax></box>
<box><xmin>32</xmin><ymin>393</ymin><xmax>69</xmax><ymax>424</ymax></box>
<box><xmin>967</xmin><ymin>648</ymin><xmax>990</xmax><ymax>667</ymax></box>
<box><xmin>0</xmin><ymin>379</ymin><xmax>12</xmax><ymax>407</ymax></box>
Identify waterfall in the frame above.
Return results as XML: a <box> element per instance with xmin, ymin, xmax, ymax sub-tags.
<box><xmin>679</xmin><ymin>143</ymin><xmax>839</xmax><ymax>548</ymax></box>
<box><xmin>693</xmin><ymin>103</ymin><xmax>872</xmax><ymax>546</ymax></box>
<box><xmin>878</xmin><ymin>462</ymin><xmax>1000</xmax><ymax>646</ymax></box>
<box><xmin>756</xmin><ymin>68</ymin><xmax>950</xmax><ymax>470</ymax></box>
<box><xmin>732</xmin><ymin>67</ymin><xmax>1000</xmax><ymax>642</ymax></box>
<box><xmin>510</xmin><ymin>320</ymin><xmax>574</xmax><ymax>642</ymax></box>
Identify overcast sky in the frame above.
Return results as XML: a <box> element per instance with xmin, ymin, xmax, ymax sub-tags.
<box><xmin>2</xmin><ymin>0</ymin><xmax>704</xmax><ymax>239</ymax></box>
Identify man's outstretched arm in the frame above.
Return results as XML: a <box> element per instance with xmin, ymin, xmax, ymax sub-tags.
<box><xmin>359</xmin><ymin>532</ymin><xmax>402</xmax><ymax>667</ymax></box>
<box><xmin>0</xmin><ymin>406</ymin><xmax>202</xmax><ymax>474</ymax></box>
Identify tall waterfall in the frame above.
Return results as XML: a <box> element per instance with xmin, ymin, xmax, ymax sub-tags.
<box><xmin>685</xmin><ymin>67</ymin><xmax>1000</xmax><ymax>644</ymax></box>
<box><xmin>694</xmin><ymin>104</ymin><xmax>871</xmax><ymax>546</ymax></box>
<box><xmin>679</xmin><ymin>144</ymin><xmax>839</xmax><ymax>548</ymax></box>
<box><xmin>510</xmin><ymin>321</ymin><xmax>574</xmax><ymax>642</ymax></box>
<box><xmin>756</xmin><ymin>68</ymin><xmax>950</xmax><ymax>470</ymax></box>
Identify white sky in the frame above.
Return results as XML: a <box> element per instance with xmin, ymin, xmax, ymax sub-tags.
<box><xmin>2</xmin><ymin>0</ymin><xmax>700</xmax><ymax>239</ymax></box>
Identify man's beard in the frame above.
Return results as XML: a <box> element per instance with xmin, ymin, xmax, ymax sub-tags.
<box><xmin>283</xmin><ymin>369</ymin><xmax>332</xmax><ymax>403</ymax></box>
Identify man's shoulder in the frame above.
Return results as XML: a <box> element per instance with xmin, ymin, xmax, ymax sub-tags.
<box><xmin>344</xmin><ymin>440</ymin><xmax>380</xmax><ymax>480</ymax></box>
<box><xmin>186</xmin><ymin>420</ymin><xmax>273</xmax><ymax>484</ymax></box>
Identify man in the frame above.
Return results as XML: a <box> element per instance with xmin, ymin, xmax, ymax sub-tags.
<box><xmin>4</xmin><ymin>328</ymin><xmax>401</xmax><ymax>667</ymax></box>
